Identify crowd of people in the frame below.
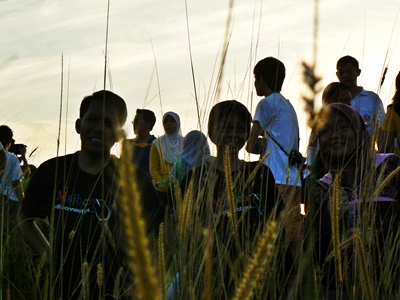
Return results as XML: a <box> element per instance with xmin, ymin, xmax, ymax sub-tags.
<box><xmin>0</xmin><ymin>54</ymin><xmax>400</xmax><ymax>299</ymax></box>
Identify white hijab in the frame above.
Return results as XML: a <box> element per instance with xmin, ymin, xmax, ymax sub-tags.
<box><xmin>153</xmin><ymin>111</ymin><xmax>184</xmax><ymax>164</ymax></box>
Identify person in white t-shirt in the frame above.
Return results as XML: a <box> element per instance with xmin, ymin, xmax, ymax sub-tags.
<box><xmin>247</xmin><ymin>56</ymin><xmax>302</xmax><ymax>262</ymax></box>
<box><xmin>336</xmin><ymin>55</ymin><xmax>385</xmax><ymax>136</ymax></box>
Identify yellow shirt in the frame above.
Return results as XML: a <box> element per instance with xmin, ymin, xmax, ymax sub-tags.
<box><xmin>381</xmin><ymin>106</ymin><xmax>400</xmax><ymax>155</ymax></box>
<box><xmin>149</xmin><ymin>143</ymin><xmax>174</xmax><ymax>192</ymax></box>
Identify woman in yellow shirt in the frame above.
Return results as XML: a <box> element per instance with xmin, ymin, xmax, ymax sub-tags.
<box><xmin>379</xmin><ymin>71</ymin><xmax>400</xmax><ymax>155</ymax></box>
<box><xmin>150</xmin><ymin>111</ymin><xmax>183</xmax><ymax>193</ymax></box>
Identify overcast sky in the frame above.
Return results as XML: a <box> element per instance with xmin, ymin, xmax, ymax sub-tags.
<box><xmin>1</xmin><ymin>0</ymin><xmax>400</xmax><ymax>166</ymax></box>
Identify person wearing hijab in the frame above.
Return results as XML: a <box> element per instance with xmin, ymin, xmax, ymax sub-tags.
<box><xmin>305</xmin><ymin>103</ymin><xmax>400</xmax><ymax>297</ymax></box>
<box><xmin>150</xmin><ymin>111</ymin><xmax>184</xmax><ymax>193</ymax></box>
<box><xmin>170</xmin><ymin>130</ymin><xmax>211</xmax><ymax>186</ymax></box>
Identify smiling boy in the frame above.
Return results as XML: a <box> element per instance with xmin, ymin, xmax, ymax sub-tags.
<box><xmin>17</xmin><ymin>90</ymin><xmax>162</xmax><ymax>299</ymax></box>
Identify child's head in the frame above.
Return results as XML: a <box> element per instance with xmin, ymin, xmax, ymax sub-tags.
<box><xmin>0</xmin><ymin>125</ymin><xmax>13</xmax><ymax>150</ymax></box>
<box><xmin>322</xmin><ymin>82</ymin><xmax>352</xmax><ymax>106</ymax></box>
<box><xmin>253</xmin><ymin>57</ymin><xmax>285</xmax><ymax>95</ymax></box>
<box><xmin>133</xmin><ymin>109</ymin><xmax>156</xmax><ymax>134</ymax></box>
<box><xmin>336</xmin><ymin>56</ymin><xmax>361</xmax><ymax>87</ymax></box>
<box><xmin>79</xmin><ymin>90</ymin><xmax>127</xmax><ymax>127</ymax></box>
<box><xmin>208</xmin><ymin>100</ymin><xmax>252</xmax><ymax>152</ymax></box>
<box><xmin>76</xmin><ymin>90</ymin><xmax>127</xmax><ymax>156</ymax></box>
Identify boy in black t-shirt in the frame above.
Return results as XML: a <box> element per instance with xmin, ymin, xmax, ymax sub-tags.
<box><xmin>18</xmin><ymin>90</ymin><xmax>162</xmax><ymax>299</ymax></box>
<box><xmin>179</xmin><ymin>101</ymin><xmax>289</xmax><ymax>298</ymax></box>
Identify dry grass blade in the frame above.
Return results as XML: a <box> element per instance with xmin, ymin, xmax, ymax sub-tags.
<box><xmin>233</xmin><ymin>220</ymin><xmax>277</xmax><ymax>300</ymax></box>
<box><xmin>119</xmin><ymin>139</ymin><xmax>160</xmax><ymax>300</ymax></box>
<box><xmin>354</xmin><ymin>229</ymin><xmax>375</xmax><ymax>300</ymax></box>
<box><xmin>372</xmin><ymin>165</ymin><xmax>400</xmax><ymax>201</ymax></box>
<box><xmin>243</xmin><ymin>153</ymin><xmax>270</xmax><ymax>189</ymax></box>
<box><xmin>330</xmin><ymin>175</ymin><xmax>343</xmax><ymax>282</ymax></box>
<box><xmin>113</xmin><ymin>267</ymin><xmax>124</xmax><ymax>299</ymax></box>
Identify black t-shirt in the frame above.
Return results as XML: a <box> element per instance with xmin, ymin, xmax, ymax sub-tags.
<box><xmin>182</xmin><ymin>161</ymin><xmax>282</xmax><ymax>228</ymax></box>
<box><xmin>22</xmin><ymin>152</ymin><xmax>163</xmax><ymax>299</ymax></box>
<box><xmin>183</xmin><ymin>161</ymin><xmax>283</xmax><ymax>252</ymax></box>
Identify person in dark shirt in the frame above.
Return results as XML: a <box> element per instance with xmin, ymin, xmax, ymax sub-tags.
<box><xmin>17</xmin><ymin>91</ymin><xmax>162</xmax><ymax>299</ymax></box>
<box><xmin>179</xmin><ymin>100</ymin><xmax>288</xmax><ymax>298</ymax></box>
<box><xmin>129</xmin><ymin>109</ymin><xmax>156</xmax><ymax>179</ymax></box>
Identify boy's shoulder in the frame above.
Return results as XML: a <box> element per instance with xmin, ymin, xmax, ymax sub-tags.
<box><xmin>357</xmin><ymin>88</ymin><xmax>381</xmax><ymax>101</ymax></box>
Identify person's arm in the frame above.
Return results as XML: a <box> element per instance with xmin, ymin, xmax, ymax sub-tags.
<box><xmin>17</xmin><ymin>209</ymin><xmax>50</xmax><ymax>260</ymax></box>
<box><xmin>12</xmin><ymin>179</ymin><xmax>24</xmax><ymax>203</ymax></box>
<box><xmin>246</xmin><ymin>121</ymin><xmax>266</xmax><ymax>155</ymax></box>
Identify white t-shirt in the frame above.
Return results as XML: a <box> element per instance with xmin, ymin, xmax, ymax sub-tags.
<box><xmin>253</xmin><ymin>92</ymin><xmax>301</xmax><ymax>186</ymax></box>
<box><xmin>0</xmin><ymin>151</ymin><xmax>22</xmax><ymax>201</ymax></box>
<box><xmin>351</xmin><ymin>88</ymin><xmax>385</xmax><ymax>136</ymax></box>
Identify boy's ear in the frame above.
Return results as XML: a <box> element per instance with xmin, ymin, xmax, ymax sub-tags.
<box><xmin>75</xmin><ymin>119</ymin><xmax>82</xmax><ymax>134</ymax></box>
<box><xmin>357</xmin><ymin>68</ymin><xmax>361</xmax><ymax>76</ymax></box>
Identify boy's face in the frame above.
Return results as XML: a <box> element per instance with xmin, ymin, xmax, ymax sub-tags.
<box><xmin>336</xmin><ymin>62</ymin><xmax>360</xmax><ymax>87</ymax></box>
<box><xmin>254</xmin><ymin>75</ymin><xmax>267</xmax><ymax>97</ymax></box>
<box><xmin>76</xmin><ymin>99</ymin><xmax>121</xmax><ymax>156</ymax></box>
<box><xmin>133</xmin><ymin>113</ymin><xmax>150</xmax><ymax>135</ymax></box>
<box><xmin>211</xmin><ymin>112</ymin><xmax>249</xmax><ymax>151</ymax></box>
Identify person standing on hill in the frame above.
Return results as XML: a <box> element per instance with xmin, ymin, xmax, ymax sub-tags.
<box><xmin>336</xmin><ymin>55</ymin><xmax>385</xmax><ymax>136</ymax></box>
<box><xmin>246</xmin><ymin>56</ymin><xmax>302</xmax><ymax>261</ymax></box>
<box><xmin>129</xmin><ymin>108</ymin><xmax>157</xmax><ymax>179</ymax></box>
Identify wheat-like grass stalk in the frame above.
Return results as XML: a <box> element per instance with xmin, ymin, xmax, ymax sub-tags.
<box><xmin>203</xmin><ymin>228</ymin><xmax>213</xmax><ymax>300</ymax></box>
<box><xmin>178</xmin><ymin>180</ymin><xmax>194</xmax><ymax>246</ymax></box>
<box><xmin>233</xmin><ymin>220</ymin><xmax>277</xmax><ymax>300</ymax></box>
<box><xmin>223</xmin><ymin>146</ymin><xmax>238</xmax><ymax>241</ymax></box>
<box><xmin>97</xmin><ymin>263</ymin><xmax>103</xmax><ymax>290</ymax></box>
<box><xmin>330</xmin><ymin>175</ymin><xmax>343</xmax><ymax>282</ymax></box>
<box><xmin>119</xmin><ymin>139</ymin><xmax>160</xmax><ymax>300</ymax></box>
<box><xmin>158</xmin><ymin>223</ymin><xmax>167</xmax><ymax>300</ymax></box>
<box><xmin>82</xmin><ymin>261</ymin><xmax>90</xmax><ymax>300</ymax></box>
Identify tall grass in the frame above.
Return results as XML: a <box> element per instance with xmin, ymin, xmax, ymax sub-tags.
<box><xmin>2</xmin><ymin>1</ymin><xmax>400</xmax><ymax>300</ymax></box>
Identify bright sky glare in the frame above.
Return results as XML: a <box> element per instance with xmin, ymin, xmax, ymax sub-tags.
<box><xmin>1</xmin><ymin>0</ymin><xmax>400</xmax><ymax>166</ymax></box>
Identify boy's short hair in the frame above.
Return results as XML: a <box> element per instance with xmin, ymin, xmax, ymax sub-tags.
<box><xmin>322</xmin><ymin>82</ymin><xmax>351</xmax><ymax>105</ymax></box>
<box><xmin>208</xmin><ymin>100</ymin><xmax>252</xmax><ymax>143</ymax></box>
<box><xmin>0</xmin><ymin>125</ymin><xmax>13</xmax><ymax>148</ymax></box>
<box><xmin>253</xmin><ymin>57</ymin><xmax>285</xmax><ymax>92</ymax></box>
<box><xmin>336</xmin><ymin>55</ymin><xmax>359</xmax><ymax>69</ymax></box>
<box><xmin>80</xmin><ymin>90</ymin><xmax>127</xmax><ymax>126</ymax></box>
<box><xmin>136</xmin><ymin>109</ymin><xmax>156</xmax><ymax>130</ymax></box>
